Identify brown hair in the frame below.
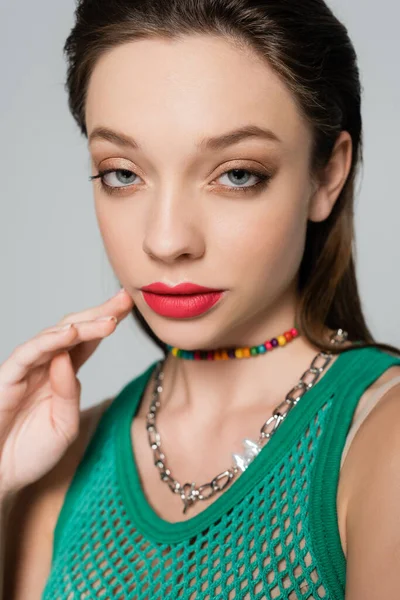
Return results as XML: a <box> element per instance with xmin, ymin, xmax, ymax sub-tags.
<box><xmin>63</xmin><ymin>0</ymin><xmax>399</xmax><ymax>358</ymax></box>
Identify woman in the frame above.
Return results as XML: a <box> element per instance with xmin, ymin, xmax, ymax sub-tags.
<box><xmin>2</xmin><ymin>0</ymin><xmax>400</xmax><ymax>598</ymax></box>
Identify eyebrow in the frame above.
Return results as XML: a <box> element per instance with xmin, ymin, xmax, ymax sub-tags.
<box><xmin>88</xmin><ymin>124</ymin><xmax>282</xmax><ymax>151</ymax></box>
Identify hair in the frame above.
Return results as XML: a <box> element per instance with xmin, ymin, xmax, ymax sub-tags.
<box><xmin>63</xmin><ymin>0</ymin><xmax>399</xmax><ymax>358</ymax></box>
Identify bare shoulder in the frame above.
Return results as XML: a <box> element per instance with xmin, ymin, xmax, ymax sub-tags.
<box><xmin>339</xmin><ymin>363</ymin><xmax>400</xmax><ymax>480</ymax></box>
<box><xmin>4</xmin><ymin>395</ymin><xmax>115</xmax><ymax>600</ymax></box>
<box><xmin>342</xmin><ymin>363</ymin><xmax>400</xmax><ymax>494</ymax></box>
<box><xmin>347</xmin><ymin>362</ymin><xmax>400</xmax><ymax>424</ymax></box>
<box><xmin>337</xmin><ymin>364</ymin><xmax>400</xmax><ymax>547</ymax></box>
<box><xmin>339</xmin><ymin>365</ymin><xmax>400</xmax><ymax>597</ymax></box>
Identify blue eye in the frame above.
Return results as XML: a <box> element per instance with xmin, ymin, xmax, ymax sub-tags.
<box><xmin>217</xmin><ymin>168</ymin><xmax>268</xmax><ymax>190</ymax></box>
<box><xmin>89</xmin><ymin>166</ymin><xmax>271</xmax><ymax>196</ymax></box>
<box><xmin>90</xmin><ymin>169</ymin><xmax>142</xmax><ymax>189</ymax></box>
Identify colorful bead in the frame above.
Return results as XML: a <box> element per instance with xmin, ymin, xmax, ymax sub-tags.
<box><xmin>166</xmin><ymin>326</ymin><xmax>299</xmax><ymax>360</ymax></box>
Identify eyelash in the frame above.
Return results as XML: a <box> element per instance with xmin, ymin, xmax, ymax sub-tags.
<box><xmin>89</xmin><ymin>167</ymin><xmax>271</xmax><ymax>197</ymax></box>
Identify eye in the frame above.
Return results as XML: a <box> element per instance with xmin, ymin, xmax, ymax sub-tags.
<box><xmin>215</xmin><ymin>168</ymin><xmax>270</xmax><ymax>191</ymax></box>
<box><xmin>89</xmin><ymin>168</ymin><xmax>142</xmax><ymax>192</ymax></box>
<box><xmin>89</xmin><ymin>166</ymin><xmax>272</xmax><ymax>196</ymax></box>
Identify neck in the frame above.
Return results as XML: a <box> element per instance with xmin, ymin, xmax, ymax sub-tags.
<box><xmin>158</xmin><ymin>326</ymin><xmax>338</xmax><ymax>423</ymax></box>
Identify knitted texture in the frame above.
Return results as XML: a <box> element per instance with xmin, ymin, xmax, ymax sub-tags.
<box><xmin>42</xmin><ymin>347</ymin><xmax>400</xmax><ymax>599</ymax></box>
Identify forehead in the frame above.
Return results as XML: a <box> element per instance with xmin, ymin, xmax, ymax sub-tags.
<box><xmin>85</xmin><ymin>34</ymin><xmax>311</xmax><ymax>155</ymax></box>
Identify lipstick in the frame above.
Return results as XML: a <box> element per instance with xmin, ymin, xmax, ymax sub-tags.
<box><xmin>140</xmin><ymin>282</ymin><xmax>225</xmax><ymax>318</ymax></box>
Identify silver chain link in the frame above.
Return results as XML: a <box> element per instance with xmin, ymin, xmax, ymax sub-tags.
<box><xmin>146</xmin><ymin>328</ymin><xmax>348</xmax><ymax>514</ymax></box>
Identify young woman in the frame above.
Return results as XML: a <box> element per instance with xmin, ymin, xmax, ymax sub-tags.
<box><xmin>2</xmin><ymin>0</ymin><xmax>400</xmax><ymax>598</ymax></box>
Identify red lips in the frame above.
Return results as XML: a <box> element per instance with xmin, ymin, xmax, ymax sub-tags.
<box><xmin>140</xmin><ymin>282</ymin><xmax>225</xmax><ymax>318</ymax></box>
<box><xmin>141</xmin><ymin>282</ymin><xmax>223</xmax><ymax>295</ymax></box>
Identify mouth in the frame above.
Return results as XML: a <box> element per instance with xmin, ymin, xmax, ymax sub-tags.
<box><xmin>141</xmin><ymin>282</ymin><xmax>223</xmax><ymax>295</ymax></box>
<box><xmin>140</xmin><ymin>289</ymin><xmax>225</xmax><ymax>318</ymax></box>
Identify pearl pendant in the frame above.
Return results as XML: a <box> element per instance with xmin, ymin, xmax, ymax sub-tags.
<box><xmin>232</xmin><ymin>438</ymin><xmax>261</xmax><ymax>472</ymax></box>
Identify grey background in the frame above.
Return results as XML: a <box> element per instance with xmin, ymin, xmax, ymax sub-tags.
<box><xmin>1</xmin><ymin>0</ymin><xmax>399</xmax><ymax>409</ymax></box>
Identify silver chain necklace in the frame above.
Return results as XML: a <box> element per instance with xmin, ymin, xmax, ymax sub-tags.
<box><xmin>146</xmin><ymin>328</ymin><xmax>348</xmax><ymax>514</ymax></box>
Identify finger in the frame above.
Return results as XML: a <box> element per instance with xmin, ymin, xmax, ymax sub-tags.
<box><xmin>32</xmin><ymin>316</ymin><xmax>119</xmax><ymax>371</ymax></box>
<box><xmin>46</xmin><ymin>315</ymin><xmax>117</xmax><ymax>335</ymax></box>
<box><xmin>65</xmin><ymin>317</ymin><xmax>121</xmax><ymax>373</ymax></box>
<box><xmin>0</xmin><ymin>313</ymin><xmax>119</xmax><ymax>387</ymax></box>
<box><xmin>36</xmin><ymin>312</ymin><xmax>127</xmax><ymax>373</ymax></box>
<box><xmin>49</xmin><ymin>350</ymin><xmax>81</xmax><ymax>404</ymax></box>
<box><xmin>48</xmin><ymin>351</ymin><xmax>81</xmax><ymax>442</ymax></box>
<box><xmin>65</xmin><ymin>301</ymin><xmax>137</xmax><ymax>372</ymax></box>
<box><xmin>54</xmin><ymin>289</ymin><xmax>134</xmax><ymax>329</ymax></box>
<box><xmin>0</xmin><ymin>325</ymin><xmax>79</xmax><ymax>388</ymax></box>
<box><xmin>0</xmin><ymin>293</ymin><xmax>134</xmax><ymax>388</ymax></box>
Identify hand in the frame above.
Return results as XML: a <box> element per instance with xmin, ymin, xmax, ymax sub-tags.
<box><xmin>0</xmin><ymin>289</ymin><xmax>134</xmax><ymax>499</ymax></box>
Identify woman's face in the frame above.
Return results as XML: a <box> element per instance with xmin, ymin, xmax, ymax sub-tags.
<box><xmin>85</xmin><ymin>35</ymin><xmax>325</xmax><ymax>349</ymax></box>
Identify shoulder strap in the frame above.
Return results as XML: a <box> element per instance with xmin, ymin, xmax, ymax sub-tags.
<box><xmin>308</xmin><ymin>346</ymin><xmax>400</xmax><ymax>600</ymax></box>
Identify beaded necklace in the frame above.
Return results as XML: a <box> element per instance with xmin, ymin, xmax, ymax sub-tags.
<box><xmin>166</xmin><ymin>324</ymin><xmax>299</xmax><ymax>360</ymax></box>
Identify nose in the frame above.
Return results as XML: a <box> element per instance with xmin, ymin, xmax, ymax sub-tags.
<box><xmin>142</xmin><ymin>188</ymin><xmax>205</xmax><ymax>264</ymax></box>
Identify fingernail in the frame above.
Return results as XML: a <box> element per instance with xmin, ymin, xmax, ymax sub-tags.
<box><xmin>96</xmin><ymin>316</ymin><xmax>118</xmax><ymax>324</ymax></box>
<box><xmin>116</xmin><ymin>288</ymin><xmax>126</xmax><ymax>295</ymax></box>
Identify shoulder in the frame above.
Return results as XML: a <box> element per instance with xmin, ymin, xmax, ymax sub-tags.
<box><xmin>343</xmin><ymin>364</ymin><xmax>400</xmax><ymax>598</ymax></box>
<box><xmin>4</xmin><ymin>395</ymin><xmax>114</xmax><ymax>599</ymax></box>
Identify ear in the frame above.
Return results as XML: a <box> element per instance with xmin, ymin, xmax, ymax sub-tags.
<box><xmin>308</xmin><ymin>131</ymin><xmax>353</xmax><ymax>223</ymax></box>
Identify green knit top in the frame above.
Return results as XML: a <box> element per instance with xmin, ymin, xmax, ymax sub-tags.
<box><xmin>42</xmin><ymin>346</ymin><xmax>400</xmax><ymax>599</ymax></box>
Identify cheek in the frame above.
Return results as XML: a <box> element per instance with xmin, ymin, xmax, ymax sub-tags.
<box><xmin>94</xmin><ymin>199</ymin><xmax>141</xmax><ymax>270</ymax></box>
<box><xmin>212</xmin><ymin>192</ymin><xmax>308</xmax><ymax>283</ymax></box>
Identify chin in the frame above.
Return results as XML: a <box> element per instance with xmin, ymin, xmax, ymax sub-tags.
<box><xmin>149</xmin><ymin>317</ymin><xmax>230</xmax><ymax>351</ymax></box>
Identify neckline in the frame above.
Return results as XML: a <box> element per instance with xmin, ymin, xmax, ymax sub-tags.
<box><xmin>115</xmin><ymin>347</ymin><xmax>357</xmax><ymax>544</ymax></box>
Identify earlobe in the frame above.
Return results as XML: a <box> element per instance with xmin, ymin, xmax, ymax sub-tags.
<box><xmin>308</xmin><ymin>131</ymin><xmax>353</xmax><ymax>223</ymax></box>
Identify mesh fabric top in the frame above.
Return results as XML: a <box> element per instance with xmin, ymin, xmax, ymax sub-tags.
<box><xmin>42</xmin><ymin>346</ymin><xmax>400</xmax><ymax>599</ymax></box>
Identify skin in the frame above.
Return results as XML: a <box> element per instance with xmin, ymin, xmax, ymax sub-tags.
<box><xmin>4</xmin><ymin>33</ymin><xmax>400</xmax><ymax>600</ymax></box>
<box><xmin>85</xmin><ymin>34</ymin><xmax>352</xmax><ymax>434</ymax></box>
